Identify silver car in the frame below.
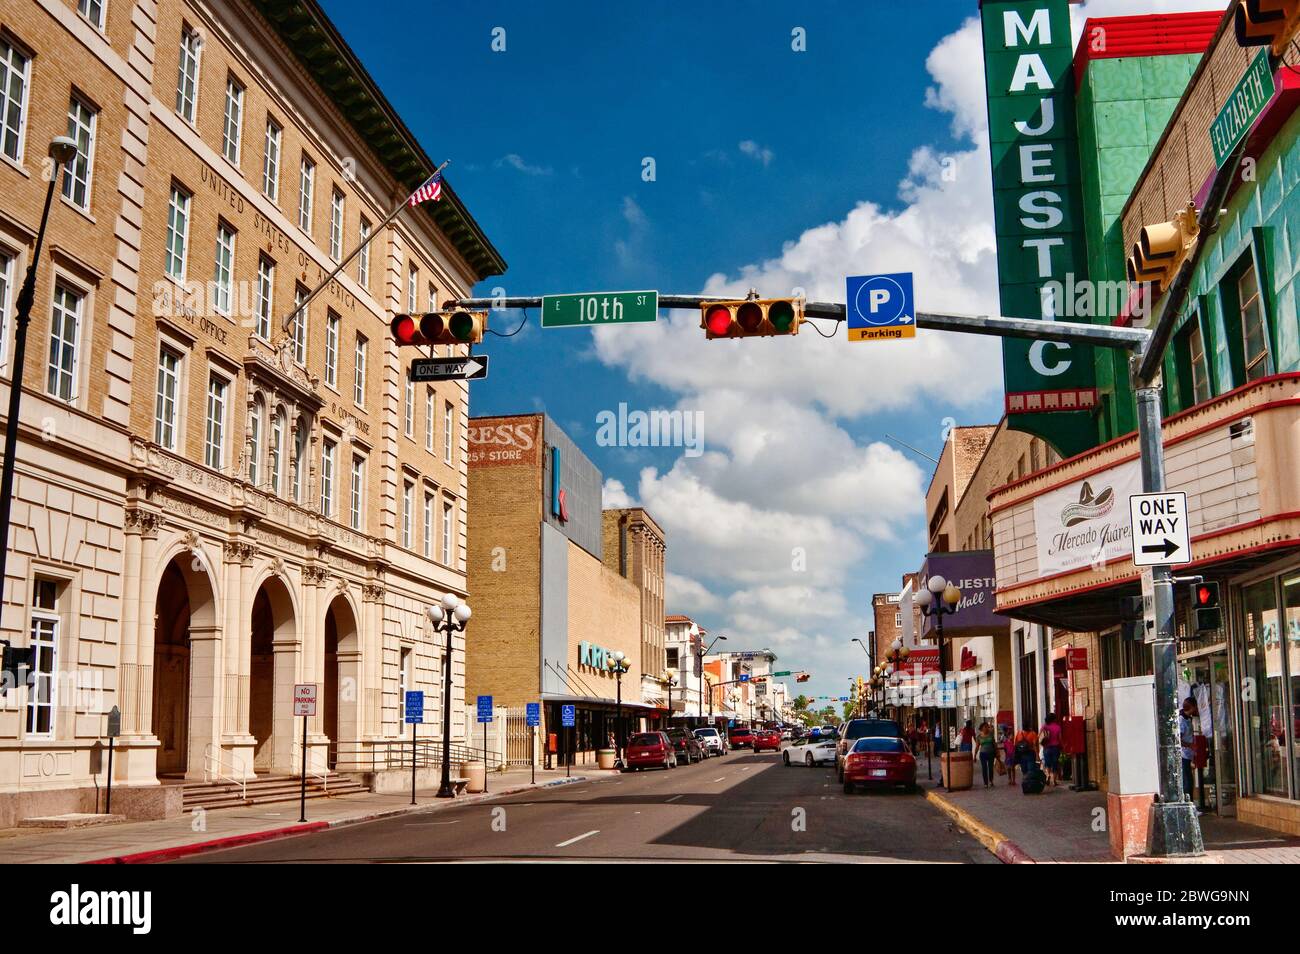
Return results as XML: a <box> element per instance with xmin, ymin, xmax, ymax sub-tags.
<box><xmin>782</xmin><ymin>735</ymin><xmax>837</xmax><ymax>767</ymax></box>
<box><xmin>693</xmin><ymin>726</ymin><xmax>725</xmax><ymax>756</ymax></box>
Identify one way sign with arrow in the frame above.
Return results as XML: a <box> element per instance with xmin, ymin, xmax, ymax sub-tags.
<box><xmin>410</xmin><ymin>355</ymin><xmax>489</xmax><ymax>383</ymax></box>
<box><xmin>1128</xmin><ymin>491</ymin><xmax>1191</xmax><ymax>567</ymax></box>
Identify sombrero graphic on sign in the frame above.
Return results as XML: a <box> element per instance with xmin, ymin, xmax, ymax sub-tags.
<box><xmin>1060</xmin><ymin>481</ymin><xmax>1114</xmax><ymax>528</ymax></box>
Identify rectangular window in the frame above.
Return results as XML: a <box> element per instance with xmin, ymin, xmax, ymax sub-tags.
<box><xmin>441</xmin><ymin>500</ymin><xmax>453</xmax><ymax>564</ymax></box>
<box><xmin>255</xmin><ymin>256</ymin><xmax>274</xmax><ymax>339</ymax></box>
<box><xmin>357</xmin><ymin>217</ymin><xmax>371</xmax><ymax>288</ymax></box>
<box><xmin>221</xmin><ymin>75</ymin><xmax>243</xmax><ymax>164</ymax></box>
<box><xmin>324</xmin><ymin>311</ymin><xmax>339</xmax><ymax>387</ymax></box>
<box><xmin>204</xmin><ymin>373</ymin><xmax>227</xmax><ymax>470</ymax></box>
<box><xmin>427</xmin><ymin>282</ymin><xmax>437</xmax><ymax>313</ymax></box>
<box><xmin>175</xmin><ymin>26</ymin><xmax>201</xmax><ymax>123</ymax></box>
<box><xmin>404</xmin><ymin>373</ymin><xmax>414</xmax><ymax>437</ymax></box>
<box><xmin>1189</xmin><ymin>322</ymin><xmax>1210</xmax><ymax>403</ymax></box>
<box><xmin>350</xmin><ymin>455</ymin><xmax>364</xmax><ymax>530</ymax></box>
<box><xmin>408</xmin><ymin>265</ymin><xmax>418</xmax><ymax>313</ymax></box>
<box><xmin>270</xmin><ymin>409</ymin><xmax>284</xmax><ymax>496</ymax></box>
<box><xmin>248</xmin><ymin>402</ymin><xmax>261</xmax><ymax>486</ymax></box>
<box><xmin>292</xmin><ymin>420</ymin><xmax>307</xmax><ymax>504</ymax></box>
<box><xmin>0</xmin><ymin>251</ymin><xmax>13</xmax><ymax>371</ymax></box>
<box><xmin>402</xmin><ymin>480</ymin><xmax>414</xmax><ymax>549</ymax></box>
<box><xmin>78</xmin><ymin>0</ymin><xmax>105</xmax><ymax>29</ymax></box>
<box><xmin>423</xmin><ymin>492</ymin><xmax>434</xmax><ymax>558</ymax></box>
<box><xmin>165</xmin><ymin>186</ymin><xmax>190</xmax><ymax>280</ymax></box>
<box><xmin>262</xmin><ymin>117</ymin><xmax>281</xmax><ymax>201</ymax></box>
<box><xmin>26</xmin><ymin>579</ymin><xmax>59</xmax><ymax>737</ymax></box>
<box><xmin>443</xmin><ymin>401</ymin><xmax>453</xmax><ymax>463</ymax></box>
<box><xmin>424</xmin><ymin>387</ymin><xmax>434</xmax><ymax>451</ymax></box>
<box><xmin>62</xmin><ymin>96</ymin><xmax>96</xmax><ymax>210</ymax></box>
<box><xmin>1239</xmin><ymin>266</ymin><xmax>1270</xmax><ymax>382</ymax></box>
<box><xmin>47</xmin><ymin>284</ymin><xmax>81</xmax><ymax>403</ymax></box>
<box><xmin>329</xmin><ymin>188</ymin><xmax>344</xmax><ymax>261</ymax></box>
<box><xmin>155</xmin><ymin>347</ymin><xmax>180</xmax><ymax>449</ymax></box>
<box><xmin>298</xmin><ymin>154</ymin><xmax>314</xmax><ymax>233</ymax></box>
<box><xmin>0</xmin><ymin>40</ymin><xmax>28</xmax><ymax>162</ymax></box>
<box><xmin>293</xmin><ymin>285</ymin><xmax>307</xmax><ymax>365</ymax></box>
<box><xmin>320</xmin><ymin>438</ymin><xmax>335</xmax><ymax>517</ymax></box>
<box><xmin>212</xmin><ymin>223</ymin><xmax>235</xmax><ymax>315</ymax></box>
<box><xmin>354</xmin><ymin>333</ymin><xmax>367</xmax><ymax>406</ymax></box>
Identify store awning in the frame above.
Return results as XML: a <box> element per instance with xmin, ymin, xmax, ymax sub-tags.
<box><xmin>540</xmin><ymin>693</ymin><xmax>664</xmax><ymax>712</ymax></box>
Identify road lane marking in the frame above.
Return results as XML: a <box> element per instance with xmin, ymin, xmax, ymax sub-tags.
<box><xmin>712</xmin><ymin>777</ymin><xmax>726</xmax><ymax>783</ymax></box>
<box><xmin>665</xmin><ymin>794</ymin><xmax>683</xmax><ymax>803</ymax></box>
<box><xmin>555</xmin><ymin>829</ymin><xmax>600</xmax><ymax>848</ymax></box>
<box><xmin>405</xmin><ymin>819</ymin><xmax>462</xmax><ymax>826</ymax></box>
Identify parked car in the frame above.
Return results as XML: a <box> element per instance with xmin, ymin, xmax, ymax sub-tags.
<box><xmin>752</xmin><ymin>728</ymin><xmax>782</xmax><ymax>753</ymax></box>
<box><xmin>836</xmin><ymin>719</ymin><xmax>903</xmax><ymax>781</ymax></box>
<box><xmin>782</xmin><ymin>735</ymin><xmax>837</xmax><ymax>767</ymax></box>
<box><xmin>841</xmin><ymin>736</ymin><xmax>917</xmax><ymax>793</ymax></box>
<box><xmin>624</xmin><ymin>731</ymin><xmax>677</xmax><ymax>771</ymax></box>
<box><xmin>780</xmin><ymin>727</ymin><xmax>793</xmax><ymax>740</ymax></box>
<box><xmin>666</xmin><ymin>727</ymin><xmax>706</xmax><ymax>764</ymax></box>
<box><xmin>693</xmin><ymin>726</ymin><xmax>725</xmax><ymax>756</ymax></box>
<box><xmin>728</xmin><ymin>726</ymin><xmax>755</xmax><ymax>749</ymax></box>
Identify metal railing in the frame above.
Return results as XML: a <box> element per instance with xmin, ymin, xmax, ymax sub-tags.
<box><xmin>202</xmin><ymin>744</ymin><xmax>247</xmax><ymax>800</ymax></box>
<box><xmin>291</xmin><ymin>741</ymin><xmax>329</xmax><ymax>792</ymax></box>
<box><xmin>328</xmin><ymin>739</ymin><xmax>503</xmax><ymax>775</ymax></box>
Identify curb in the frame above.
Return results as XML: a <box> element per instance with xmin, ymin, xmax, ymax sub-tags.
<box><xmin>923</xmin><ymin>787</ymin><xmax>1036</xmax><ymax>864</ymax></box>
<box><xmin>81</xmin><ymin>775</ymin><xmax>593</xmax><ymax>865</ymax></box>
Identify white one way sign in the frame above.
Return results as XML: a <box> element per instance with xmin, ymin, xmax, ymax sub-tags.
<box><xmin>1128</xmin><ymin>492</ymin><xmax>1191</xmax><ymax>566</ymax></box>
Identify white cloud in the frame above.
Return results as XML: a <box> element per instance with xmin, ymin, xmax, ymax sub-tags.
<box><xmin>602</xmin><ymin>477</ymin><xmax>634</xmax><ymax>509</ymax></box>
<box><xmin>664</xmin><ymin>572</ymin><xmax>721</xmax><ymax>615</ymax></box>
<box><xmin>495</xmin><ymin>153</ymin><xmax>553</xmax><ymax>176</ymax></box>
<box><xmin>738</xmin><ymin>139</ymin><xmax>774</xmax><ymax>166</ymax></box>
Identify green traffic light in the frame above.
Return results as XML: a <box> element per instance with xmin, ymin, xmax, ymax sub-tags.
<box><xmin>449</xmin><ymin>311</ymin><xmax>476</xmax><ymax>341</ymax></box>
<box><xmin>768</xmin><ymin>300</ymin><xmax>795</xmax><ymax>333</ymax></box>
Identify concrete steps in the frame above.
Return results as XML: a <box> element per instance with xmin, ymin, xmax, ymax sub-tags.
<box><xmin>180</xmin><ymin>774</ymin><xmax>369</xmax><ymax>812</ymax></box>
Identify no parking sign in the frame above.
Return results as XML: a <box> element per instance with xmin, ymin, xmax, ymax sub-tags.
<box><xmin>846</xmin><ymin>273</ymin><xmax>916</xmax><ymax>342</ymax></box>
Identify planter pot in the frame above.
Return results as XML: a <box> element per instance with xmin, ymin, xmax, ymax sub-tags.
<box><xmin>940</xmin><ymin>752</ymin><xmax>974</xmax><ymax>790</ymax></box>
<box><xmin>597</xmin><ymin>749</ymin><xmax>618</xmax><ymax>771</ymax></box>
<box><xmin>464</xmin><ymin>762</ymin><xmax>486</xmax><ymax>793</ymax></box>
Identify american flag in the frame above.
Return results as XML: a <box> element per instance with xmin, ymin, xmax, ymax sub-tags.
<box><xmin>408</xmin><ymin>170</ymin><xmax>443</xmax><ymax>206</ymax></box>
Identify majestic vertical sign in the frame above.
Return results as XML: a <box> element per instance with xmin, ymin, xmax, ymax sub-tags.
<box><xmin>981</xmin><ymin>0</ymin><xmax>1098</xmax><ymax>457</ymax></box>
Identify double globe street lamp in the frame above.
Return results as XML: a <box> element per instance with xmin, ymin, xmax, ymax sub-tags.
<box><xmin>606</xmin><ymin>651</ymin><xmax>631</xmax><ymax>765</ymax></box>
<box><xmin>915</xmin><ymin>574</ymin><xmax>962</xmax><ymax>791</ymax></box>
<box><xmin>426</xmin><ymin>593</ymin><xmax>472</xmax><ymax>798</ymax></box>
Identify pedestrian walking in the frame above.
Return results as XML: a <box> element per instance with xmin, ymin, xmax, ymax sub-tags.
<box><xmin>933</xmin><ymin>717</ymin><xmax>944</xmax><ymax>755</ymax></box>
<box><xmin>1000</xmin><ymin>725</ymin><xmax>1017</xmax><ymax>785</ymax></box>
<box><xmin>1013</xmin><ymin>722</ymin><xmax>1039</xmax><ymax>777</ymax></box>
<box><xmin>1039</xmin><ymin>713</ymin><xmax>1063</xmax><ymax>787</ymax></box>
<box><xmin>958</xmin><ymin>719</ymin><xmax>975</xmax><ymax>753</ymax></box>
<box><xmin>1180</xmin><ymin>696</ymin><xmax>1199</xmax><ymax>802</ymax></box>
<box><xmin>976</xmin><ymin>721</ymin><xmax>997</xmax><ymax>788</ymax></box>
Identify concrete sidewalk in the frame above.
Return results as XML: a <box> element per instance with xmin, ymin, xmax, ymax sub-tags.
<box><xmin>925</xmin><ymin>774</ymin><xmax>1300</xmax><ymax>863</ymax></box>
<box><xmin>0</xmin><ymin>765</ymin><xmax>614</xmax><ymax>864</ymax></box>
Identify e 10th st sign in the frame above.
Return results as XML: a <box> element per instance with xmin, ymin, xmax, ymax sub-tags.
<box><xmin>541</xmin><ymin>290</ymin><xmax>658</xmax><ymax>328</ymax></box>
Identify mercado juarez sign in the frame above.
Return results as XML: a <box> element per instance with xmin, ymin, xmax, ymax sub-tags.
<box><xmin>981</xmin><ymin>0</ymin><xmax>1098</xmax><ymax>458</ymax></box>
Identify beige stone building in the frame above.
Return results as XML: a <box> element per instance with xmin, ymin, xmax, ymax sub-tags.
<box><xmin>0</xmin><ymin>0</ymin><xmax>504</xmax><ymax>824</ymax></box>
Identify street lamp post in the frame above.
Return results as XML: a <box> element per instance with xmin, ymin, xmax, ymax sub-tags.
<box><xmin>606</xmin><ymin>651</ymin><xmax>630</xmax><ymax>764</ymax></box>
<box><xmin>426</xmin><ymin>594</ymin><xmax>472</xmax><ymax>799</ymax></box>
<box><xmin>0</xmin><ymin>136</ymin><xmax>79</xmax><ymax>619</ymax></box>
<box><xmin>698</xmin><ymin>635</ymin><xmax>726</xmax><ymax>717</ymax></box>
<box><xmin>916</xmin><ymin>575</ymin><xmax>961</xmax><ymax>792</ymax></box>
<box><xmin>664</xmin><ymin>667</ymin><xmax>677</xmax><ymax>725</ymax></box>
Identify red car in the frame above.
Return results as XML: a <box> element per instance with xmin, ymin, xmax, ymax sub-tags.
<box><xmin>842</xmin><ymin>737</ymin><xmax>916</xmax><ymax>792</ymax></box>
<box><xmin>752</xmin><ymin>729</ymin><xmax>782</xmax><ymax>753</ymax></box>
<box><xmin>728</xmin><ymin>726</ymin><xmax>755</xmax><ymax>749</ymax></box>
<box><xmin>623</xmin><ymin>731</ymin><xmax>677</xmax><ymax>771</ymax></box>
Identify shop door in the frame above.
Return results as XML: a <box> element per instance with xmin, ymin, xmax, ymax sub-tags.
<box><xmin>1208</xmin><ymin>653</ymin><xmax>1237</xmax><ymax>815</ymax></box>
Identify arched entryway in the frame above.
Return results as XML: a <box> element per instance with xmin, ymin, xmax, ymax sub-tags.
<box><xmin>250</xmin><ymin>575</ymin><xmax>296</xmax><ymax>773</ymax></box>
<box><xmin>324</xmin><ymin>594</ymin><xmax>360</xmax><ymax>769</ymax></box>
<box><xmin>151</xmin><ymin>554</ymin><xmax>217</xmax><ymax>778</ymax></box>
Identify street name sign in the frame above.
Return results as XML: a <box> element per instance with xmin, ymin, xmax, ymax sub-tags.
<box><xmin>293</xmin><ymin>683</ymin><xmax>317</xmax><ymax>717</ymax></box>
<box><xmin>107</xmin><ymin>705</ymin><xmax>121</xmax><ymax>738</ymax></box>
<box><xmin>772</xmin><ymin>670</ymin><xmax>792</xmax><ymax>677</ymax></box>
<box><xmin>404</xmin><ymin>690</ymin><xmax>424</xmax><ymax>724</ymax></box>
<box><xmin>526</xmin><ymin>702</ymin><xmax>541</xmax><ymax>727</ymax></box>
<box><xmin>541</xmin><ymin>290</ymin><xmax>658</xmax><ymax>328</ymax></box>
<box><xmin>561</xmin><ymin>704</ymin><xmax>576</xmax><ymax>727</ymax></box>
<box><xmin>476</xmin><ymin>694</ymin><xmax>494</xmax><ymax>724</ymax></box>
<box><xmin>1128</xmin><ymin>491</ymin><xmax>1191</xmax><ymax>566</ymax></box>
<box><xmin>845</xmin><ymin>273</ymin><xmax>915</xmax><ymax>342</ymax></box>
<box><xmin>410</xmin><ymin>355</ymin><xmax>489</xmax><ymax>382</ymax></box>
<box><xmin>1210</xmin><ymin>50</ymin><xmax>1274</xmax><ymax>169</ymax></box>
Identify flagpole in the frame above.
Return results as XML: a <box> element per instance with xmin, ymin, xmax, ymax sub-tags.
<box><xmin>279</xmin><ymin>160</ymin><xmax>449</xmax><ymax>332</ymax></box>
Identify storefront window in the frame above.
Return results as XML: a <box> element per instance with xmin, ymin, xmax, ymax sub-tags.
<box><xmin>1285</xmin><ymin>575</ymin><xmax>1300</xmax><ymax>797</ymax></box>
<box><xmin>1241</xmin><ymin>578</ymin><xmax>1287</xmax><ymax>797</ymax></box>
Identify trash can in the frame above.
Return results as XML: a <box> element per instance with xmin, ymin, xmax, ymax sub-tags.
<box><xmin>465</xmin><ymin>761</ymin><xmax>486</xmax><ymax>793</ymax></box>
<box><xmin>597</xmin><ymin>748</ymin><xmax>617</xmax><ymax>770</ymax></box>
<box><xmin>940</xmin><ymin>752</ymin><xmax>973</xmax><ymax>790</ymax></box>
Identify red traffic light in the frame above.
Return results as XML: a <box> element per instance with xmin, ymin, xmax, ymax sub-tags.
<box><xmin>391</xmin><ymin>313</ymin><xmax>425</xmax><ymax>346</ymax></box>
<box><xmin>705</xmin><ymin>305</ymin><xmax>732</xmax><ymax>336</ymax></box>
<box><xmin>1194</xmin><ymin>581</ymin><xmax>1220</xmax><ymax>608</ymax></box>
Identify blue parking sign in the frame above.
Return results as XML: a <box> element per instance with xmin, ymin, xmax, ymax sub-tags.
<box><xmin>561</xmin><ymin>704</ymin><xmax>576</xmax><ymax>728</ymax></box>
<box><xmin>846</xmin><ymin>273</ymin><xmax>915</xmax><ymax>342</ymax></box>
<box><xmin>476</xmin><ymin>694</ymin><xmax>493</xmax><ymax>723</ymax></box>
<box><xmin>404</xmin><ymin>690</ymin><xmax>424</xmax><ymax>724</ymax></box>
<box><xmin>526</xmin><ymin>702</ymin><xmax>541</xmax><ymax>727</ymax></box>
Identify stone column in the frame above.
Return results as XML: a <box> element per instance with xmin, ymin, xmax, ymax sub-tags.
<box><xmin>186</xmin><ymin>623</ymin><xmax>222</xmax><ymax>781</ymax></box>
<box><xmin>115</xmin><ymin>508</ymin><xmax>162</xmax><ymax>784</ymax></box>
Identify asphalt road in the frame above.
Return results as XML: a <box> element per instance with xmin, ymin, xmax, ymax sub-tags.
<box><xmin>179</xmin><ymin>748</ymin><xmax>996</xmax><ymax>864</ymax></box>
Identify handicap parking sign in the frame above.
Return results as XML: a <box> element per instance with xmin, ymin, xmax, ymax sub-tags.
<box><xmin>526</xmin><ymin>702</ymin><xmax>541</xmax><ymax>727</ymax></box>
<box><xmin>846</xmin><ymin>273</ymin><xmax>916</xmax><ymax>342</ymax></box>
<box><xmin>561</xmin><ymin>704</ymin><xmax>576</xmax><ymax>727</ymax></box>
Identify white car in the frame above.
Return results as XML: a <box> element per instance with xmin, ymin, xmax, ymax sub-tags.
<box><xmin>693</xmin><ymin>727</ymin><xmax>725</xmax><ymax>756</ymax></box>
<box><xmin>782</xmin><ymin>735</ymin><xmax>837</xmax><ymax>767</ymax></box>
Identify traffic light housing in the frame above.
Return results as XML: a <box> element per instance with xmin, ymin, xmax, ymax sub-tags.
<box><xmin>390</xmin><ymin>310</ymin><xmax>487</xmax><ymax>347</ymax></box>
<box><xmin>701</xmin><ymin>297</ymin><xmax>803</xmax><ymax>339</ymax></box>
<box><xmin>1126</xmin><ymin>203</ymin><xmax>1199</xmax><ymax>295</ymax></box>
<box><xmin>796</xmin><ymin>672</ymin><xmax>810</xmax><ymax>683</ymax></box>
<box><xmin>1192</xmin><ymin>580</ymin><xmax>1222</xmax><ymax>633</ymax></box>
<box><xmin>1235</xmin><ymin>0</ymin><xmax>1300</xmax><ymax>54</ymax></box>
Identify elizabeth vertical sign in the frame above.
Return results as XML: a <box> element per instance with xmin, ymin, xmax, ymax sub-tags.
<box><xmin>981</xmin><ymin>0</ymin><xmax>1097</xmax><ymax>458</ymax></box>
